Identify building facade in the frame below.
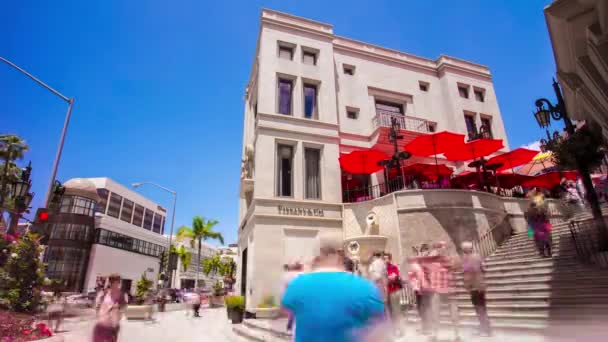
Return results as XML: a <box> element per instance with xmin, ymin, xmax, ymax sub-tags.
<box><xmin>172</xmin><ymin>238</ymin><xmax>221</xmax><ymax>290</ymax></box>
<box><xmin>545</xmin><ymin>0</ymin><xmax>608</xmax><ymax>138</ymax></box>
<box><xmin>237</xmin><ymin>10</ymin><xmax>510</xmax><ymax>310</ymax></box>
<box><xmin>44</xmin><ymin>178</ymin><xmax>167</xmax><ymax>294</ymax></box>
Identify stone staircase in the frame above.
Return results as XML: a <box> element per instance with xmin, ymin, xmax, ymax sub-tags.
<box><xmin>232</xmin><ymin>209</ymin><xmax>608</xmax><ymax>341</ymax></box>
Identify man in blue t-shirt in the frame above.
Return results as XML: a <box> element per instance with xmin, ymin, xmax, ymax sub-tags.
<box><xmin>281</xmin><ymin>240</ymin><xmax>386</xmax><ymax>342</ymax></box>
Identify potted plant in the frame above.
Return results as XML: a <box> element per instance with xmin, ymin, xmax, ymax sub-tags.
<box><xmin>256</xmin><ymin>295</ymin><xmax>279</xmax><ymax>319</ymax></box>
<box><xmin>210</xmin><ymin>281</ymin><xmax>225</xmax><ymax>307</ymax></box>
<box><xmin>125</xmin><ymin>273</ymin><xmax>154</xmax><ymax>320</ymax></box>
<box><xmin>225</xmin><ymin>295</ymin><xmax>245</xmax><ymax>324</ymax></box>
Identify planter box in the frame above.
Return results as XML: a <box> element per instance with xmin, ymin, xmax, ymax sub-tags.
<box><xmin>125</xmin><ymin>305</ymin><xmax>154</xmax><ymax>320</ymax></box>
<box><xmin>255</xmin><ymin>307</ymin><xmax>279</xmax><ymax>319</ymax></box>
<box><xmin>210</xmin><ymin>296</ymin><xmax>225</xmax><ymax>308</ymax></box>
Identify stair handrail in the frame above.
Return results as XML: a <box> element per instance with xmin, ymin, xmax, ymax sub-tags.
<box><xmin>472</xmin><ymin>213</ymin><xmax>512</xmax><ymax>259</ymax></box>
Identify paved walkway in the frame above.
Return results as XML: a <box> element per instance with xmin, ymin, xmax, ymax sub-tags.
<box><xmin>58</xmin><ymin>307</ymin><xmax>240</xmax><ymax>342</ymax></box>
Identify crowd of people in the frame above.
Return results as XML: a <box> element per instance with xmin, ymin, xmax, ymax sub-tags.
<box><xmin>280</xmin><ymin>238</ymin><xmax>493</xmax><ymax>342</ymax></box>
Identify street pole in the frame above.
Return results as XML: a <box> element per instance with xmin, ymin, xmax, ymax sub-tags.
<box><xmin>0</xmin><ymin>57</ymin><xmax>74</xmax><ymax>207</ymax></box>
<box><xmin>552</xmin><ymin>79</ymin><xmax>608</xmax><ymax>247</ymax></box>
<box><xmin>132</xmin><ymin>182</ymin><xmax>177</xmax><ymax>287</ymax></box>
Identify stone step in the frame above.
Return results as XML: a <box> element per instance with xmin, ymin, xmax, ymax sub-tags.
<box><xmin>469</xmin><ymin>260</ymin><xmax>582</xmax><ymax>273</ymax></box>
<box><xmin>483</xmin><ymin>256</ymin><xmax>580</xmax><ymax>267</ymax></box>
<box><xmin>487</xmin><ymin>250</ymin><xmax>578</xmax><ymax>260</ymax></box>
<box><xmin>453</xmin><ymin>283</ymin><xmax>608</xmax><ymax>296</ymax></box>
<box><xmin>454</xmin><ymin>269</ymin><xmax>608</xmax><ymax>282</ymax></box>
<box><xmin>407</xmin><ymin>309</ymin><xmax>608</xmax><ymax>324</ymax></box>
<box><xmin>453</xmin><ymin>275</ymin><xmax>608</xmax><ymax>289</ymax></box>
<box><xmin>243</xmin><ymin>319</ymin><xmax>292</xmax><ymax>340</ymax></box>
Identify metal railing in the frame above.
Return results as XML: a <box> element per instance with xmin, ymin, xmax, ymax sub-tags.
<box><xmin>569</xmin><ymin>218</ymin><xmax>608</xmax><ymax>268</ymax></box>
<box><xmin>343</xmin><ymin>175</ymin><xmax>445</xmax><ymax>203</ymax></box>
<box><xmin>372</xmin><ymin>110</ymin><xmax>432</xmax><ymax>133</ymax></box>
<box><xmin>472</xmin><ymin>214</ymin><xmax>512</xmax><ymax>259</ymax></box>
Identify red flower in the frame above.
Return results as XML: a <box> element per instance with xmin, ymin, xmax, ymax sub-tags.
<box><xmin>21</xmin><ymin>329</ymin><xmax>30</xmax><ymax>335</ymax></box>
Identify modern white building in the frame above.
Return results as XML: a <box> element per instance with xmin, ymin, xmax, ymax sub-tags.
<box><xmin>544</xmin><ymin>0</ymin><xmax>608</xmax><ymax>139</ymax></box>
<box><xmin>237</xmin><ymin>10</ymin><xmax>512</xmax><ymax>311</ymax></box>
<box><xmin>44</xmin><ymin>177</ymin><xmax>168</xmax><ymax>294</ymax></box>
<box><xmin>172</xmin><ymin>238</ymin><xmax>221</xmax><ymax>290</ymax></box>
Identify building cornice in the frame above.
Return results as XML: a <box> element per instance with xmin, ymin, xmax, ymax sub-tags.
<box><xmin>261</xmin><ymin>9</ymin><xmax>334</xmax><ymax>35</ymax></box>
<box><xmin>256</xmin><ymin>112</ymin><xmax>340</xmax><ymax>130</ymax></box>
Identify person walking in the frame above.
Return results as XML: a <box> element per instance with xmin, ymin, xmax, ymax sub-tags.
<box><xmin>423</xmin><ymin>242</ymin><xmax>460</xmax><ymax>342</ymax></box>
<box><xmin>383</xmin><ymin>252</ymin><xmax>404</xmax><ymax>337</ymax></box>
<box><xmin>190</xmin><ymin>290</ymin><xmax>201</xmax><ymax>317</ymax></box>
<box><xmin>459</xmin><ymin>242</ymin><xmax>492</xmax><ymax>337</ymax></box>
<box><xmin>46</xmin><ymin>291</ymin><xmax>65</xmax><ymax>333</ymax></box>
<box><xmin>368</xmin><ymin>251</ymin><xmax>387</xmax><ymax>302</ymax></box>
<box><xmin>92</xmin><ymin>274</ymin><xmax>128</xmax><ymax>342</ymax></box>
<box><xmin>281</xmin><ymin>261</ymin><xmax>303</xmax><ymax>332</ymax></box>
<box><xmin>281</xmin><ymin>239</ymin><xmax>388</xmax><ymax>342</ymax></box>
<box><xmin>526</xmin><ymin>202</ymin><xmax>552</xmax><ymax>257</ymax></box>
<box><xmin>407</xmin><ymin>256</ymin><xmax>425</xmax><ymax>329</ymax></box>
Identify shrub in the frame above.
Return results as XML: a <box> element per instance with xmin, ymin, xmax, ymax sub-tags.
<box><xmin>135</xmin><ymin>273</ymin><xmax>153</xmax><ymax>305</ymax></box>
<box><xmin>224</xmin><ymin>296</ymin><xmax>245</xmax><ymax>310</ymax></box>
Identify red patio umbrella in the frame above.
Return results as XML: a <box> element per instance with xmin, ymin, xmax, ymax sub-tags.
<box><xmin>443</xmin><ymin>138</ymin><xmax>504</xmax><ymax>161</ymax></box>
<box><xmin>402</xmin><ymin>163</ymin><xmax>453</xmax><ymax>178</ymax></box>
<box><xmin>339</xmin><ymin>150</ymin><xmax>388</xmax><ymax>175</ymax></box>
<box><xmin>486</xmin><ymin>148</ymin><xmax>539</xmax><ymax>173</ymax></box>
<box><xmin>522</xmin><ymin>171</ymin><xmax>578</xmax><ymax>189</ymax></box>
<box><xmin>451</xmin><ymin>170</ymin><xmax>492</xmax><ymax>187</ymax></box>
<box><xmin>404</xmin><ymin>131</ymin><xmax>465</xmax><ymax>179</ymax></box>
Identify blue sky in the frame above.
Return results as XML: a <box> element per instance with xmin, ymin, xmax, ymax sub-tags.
<box><xmin>2</xmin><ymin>0</ymin><xmax>557</xmax><ymax>245</ymax></box>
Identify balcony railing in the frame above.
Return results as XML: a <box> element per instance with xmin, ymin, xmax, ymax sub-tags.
<box><xmin>372</xmin><ymin>110</ymin><xmax>432</xmax><ymax>133</ymax></box>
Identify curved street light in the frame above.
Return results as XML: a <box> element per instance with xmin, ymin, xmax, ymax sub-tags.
<box><xmin>532</xmin><ymin>79</ymin><xmax>607</xmax><ymax>246</ymax></box>
<box><xmin>132</xmin><ymin>182</ymin><xmax>177</xmax><ymax>287</ymax></box>
<box><xmin>0</xmin><ymin>57</ymin><xmax>74</xmax><ymax>207</ymax></box>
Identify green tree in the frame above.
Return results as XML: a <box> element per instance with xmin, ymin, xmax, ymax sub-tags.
<box><xmin>176</xmin><ymin>245</ymin><xmax>192</xmax><ymax>272</ymax></box>
<box><xmin>0</xmin><ymin>134</ymin><xmax>29</xmax><ymax>220</ymax></box>
<box><xmin>0</xmin><ymin>232</ymin><xmax>45</xmax><ymax>312</ymax></box>
<box><xmin>176</xmin><ymin>216</ymin><xmax>223</xmax><ymax>287</ymax></box>
<box><xmin>202</xmin><ymin>254</ymin><xmax>223</xmax><ymax>277</ymax></box>
<box><xmin>135</xmin><ymin>272</ymin><xmax>153</xmax><ymax>305</ymax></box>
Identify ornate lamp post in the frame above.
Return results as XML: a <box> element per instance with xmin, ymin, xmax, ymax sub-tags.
<box><xmin>378</xmin><ymin>117</ymin><xmax>411</xmax><ymax>190</ymax></box>
<box><xmin>532</xmin><ymin>79</ymin><xmax>607</xmax><ymax>247</ymax></box>
<box><xmin>8</xmin><ymin>162</ymin><xmax>34</xmax><ymax>235</ymax></box>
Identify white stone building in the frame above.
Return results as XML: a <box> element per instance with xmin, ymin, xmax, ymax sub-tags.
<box><xmin>172</xmin><ymin>238</ymin><xmax>222</xmax><ymax>290</ymax></box>
<box><xmin>544</xmin><ymin>0</ymin><xmax>608</xmax><ymax>139</ymax></box>
<box><xmin>237</xmin><ymin>9</ymin><xmax>511</xmax><ymax>311</ymax></box>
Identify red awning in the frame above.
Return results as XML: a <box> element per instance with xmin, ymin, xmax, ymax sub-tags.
<box><xmin>522</xmin><ymin>171</ymin><xmax>578</xmax><ymax>189</ymax></box>
<box><xmin>486</xmin><ymin>148</ymin><xmax>539</xmax><ymax>173</ymax></box>
<box><xmin>444</xmin><ymin>139</ymin><xmax>504</xmax><ymax>161</ymax></box>
<box><xmin>489</xmin><ymin>173</ymin><xmax>533</xmax><ymax>189</ymax></box>
<box><xmin>402</xmin><ymin>163</ymin><xmax>453</xmax><ymax>177</ymax></box>
<box><xmin>339</xmin><ymin>150</ymin><xmax>388</xmax><ymax>175</ymax></box>
<box><xmin>404</xmin><ymin>131</ymin><xmax>466</xmax><ymax>157</ymax></box>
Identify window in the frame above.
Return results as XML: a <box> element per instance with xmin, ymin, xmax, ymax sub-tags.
<box><xmin>343</xmin><ymin>64</ymin><xmax>355</xmax><ymax>75</ymax></box>
<box><xmin>480</xmin><ymin>117</ymin><xmax>493</xmax><ymax>138</ymax></box>
<box><xmin>346</xmin><ymin>108</ymin><xmax>359</xmax><ymax>119</ymax></box>
<box><xmin>277</xmin><ymin>144</ymin><xmax>293</xmax><ymax>197</ymax></box>
<box><xmin>375</xmin><ymin>100</ymin><xmax>403</xmax><ymax>115</ymax></box>
<box><xmin>160</xmin><ymin>216</ymin><xmax>166</xmax><ymax>235</ymax></box>
<box><xmin>304</xmin><ymin>148</ymin><xmax>321</xmax><ymax>199</ymax></box>
<box><xmin>132</xmin><ymin>204</ymin><xmax>144</xmax><ymax>227</ymax></box>
<box><xmin>59</xmin><ymin>195</ymin><xmax>96</xmax><ymax>216</ymax></box>
<box><xmin>428</xmin><ymin>123</ymin><xmax>437</xmax><ymax>133</ymax></box>
<box><xmin>96</xmin><ymin>189</ymin><xmax>109</xmax><ymax>214</ymax></box>
<box><xmin>94</xmin><ymin>228</ymin><xmax>165</xmax><ymax>257</ymax></box>
<box><xmin>302</xmin><ymin>50</ymin><xmax>317</xmax><ymax>65</ymax></box>
<box><xmin>419</xmin><ymin>81</ymin><xmax>429</xmax><ymax>92</ymax></box>
<box><xmin>50</xmin><ymin>223</ymin><xmax>93</xmax><ymax>242</ymax></box>
<box><xmin>464</xmin><ymin>114</ymin><xmax>477</xmax><ymax>136</ymax></box>
<box><xmin>107</xmin><ymin>193</ymin><xmax>122</xmax><ymax>218</ymax></box>
<box><xmin>44</xmin><ymin>245</ymin><xmax>89</xmax><ymax>292</ymax></box>
<box><xmin>278</xmin><ymin>43</ymin><xmax>294</xmax><ymax>60</ymax></box>
<box><xmin>303</xmin><ymin>83</ymin><xmax>318</xmax><ymax>119</ymax></box>
<box><xmin>474</xmin><ymin>89</ymin><xmax>485</xmax><ymax>102</ymax></box>
<box><xmin>152</xmin><ymin>213</ymin><xmax>163</xmax><ymax>234</ymax></box>
<box><xmin>120</xmin><ymin>199</ymin><xmax>133</xmax><ymax>223</ymax></box>
<box><xmin>458</xmin><ymin>85</ymin><xmax>469</xmax><ymax>99</ymax></box>
<box><xmin>277</xmin><ymin>78</ymin><xmax>293</xmax><ymax>115</ymax></box>
<box><xmin>143</xmin><ymin>208</ymin><xmax>153</xmax><ymax>230</ymax></box>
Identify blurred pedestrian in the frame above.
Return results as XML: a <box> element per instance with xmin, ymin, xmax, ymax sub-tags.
<box><xmin>281</xmin><ymin>262</ymin><xmax>303</xmax><ymax>332</ymax></box>
<box><xmin>421</xmin><ymin>242</ymin><xmax>460</xmax><ymax>341</ymax></box>
<box><xmin>383</xmin><ymin>252</ymin><xmax>404</xmax><ymax>337</ymax></box>
<box><xmin>282</xmin><ymin>239</ymin><xmax>388</xmax><ymax>342</ymax></box>
<box><xmin>526</xmin><ymin>202</ymin><xmax>552</xmax><ymax>257</ymax></box>
<box><xmin>338</xmin><ymin>248</ymin><xmax>355</xmax><ymax>273</ymax></box>
<box><xmin>458</xmin><ymin>242</ymin><xmax>491</xmax><ymax>337</ymax></box>
<box><xmin>92</xmin><ymin>274</ymin><xmax>128</xmax><ymax>342</ymax></box>
<box><xmin>189</xmin><ymin>290</ymin><xmax>201</xmax><ymax>317</ymax></box>
<box><xmin>368</xmin><ymin>251</ymin><xmax>387</xmax><ymax>301</ymax></box>
<box><xmin>47</xmin><ymin>291</ymin><xmax>65</xmax><ymax>333</ymax></box>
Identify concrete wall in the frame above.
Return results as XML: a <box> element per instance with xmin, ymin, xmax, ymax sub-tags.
<box><xmin>84</xmin><ymin>244</ymin><xmax>160</xmax><ymax>293</ymax></box>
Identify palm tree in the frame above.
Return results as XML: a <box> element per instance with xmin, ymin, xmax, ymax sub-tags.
<box><xmin>176</xmin><ymin>216</ymin><xmax>223</xmax><ymax>288</ymax></box>
<box><xmin>0</xmin><ymin>134</ymin><xmax>29</xmax><ymax>219</ymax></box>
<box><xmin>177</xmin><ymin>245</ymin><xmax>192</xmax><ymax>272</ymax></box>
<box><xmin>202</xmin><ymin>254</ymin><xmax>223</xmax><ymax>277</ymax></box>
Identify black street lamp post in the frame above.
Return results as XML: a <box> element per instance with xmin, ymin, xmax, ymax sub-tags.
<box><xmin>533</xmin><ymin>79</ymin><xmax>607</xmax><ymax>248</ymax></box>
<box><xmin>7</xmin><ymin>162</ymin><xmax>34</xmax><ymax>235</ymax></box>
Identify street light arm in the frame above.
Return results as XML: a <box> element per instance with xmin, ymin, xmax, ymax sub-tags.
<box><xmin>134</xmin><ymin>181</ymin><xmax>176</xmax><ymax>195</ymax></box>
<box><xmin>0</xmin><ymin>57</ymin><xmax>70</xmax><ymax>103</ymax></box>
